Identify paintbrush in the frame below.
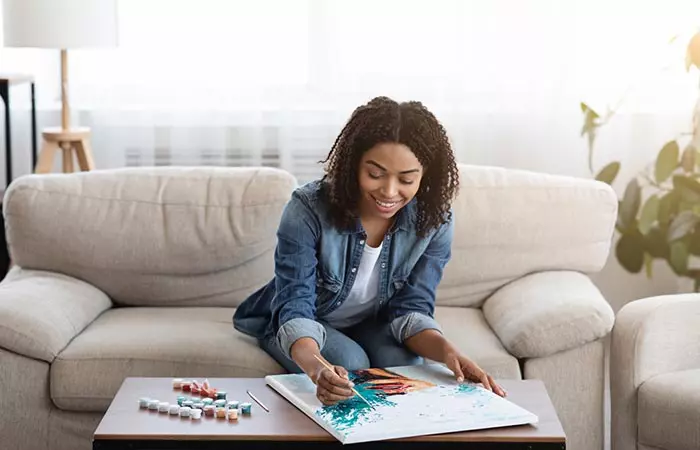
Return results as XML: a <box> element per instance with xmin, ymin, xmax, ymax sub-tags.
<box><xmin>313</xmin><ymin>354</ymin><xmax>375</xmax><ymax>410</ymax></box>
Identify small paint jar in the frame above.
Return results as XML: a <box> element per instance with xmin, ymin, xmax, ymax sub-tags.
<box><xmin>182</xmin><ymin>400</ymin><xmax>194</xmax><ymax>409</ymax></box>
<box><xmin>214</xmin><ymin>399</ymin><xmax>226</xmax><ymax>408</ymax></box>
<box><xmin>147</xmin><ymin>400</ymin><xmax>159</xmax><ymax>411</ymax></box>
<box><xmin>179</xmin><ymin>407</ymin><xmax>191</xmax><ymax>418</ymax></box>
<box><xmin>203</xmin><ymin>405</ymin><xmax>216</xmax><ymax>417</ymax></box>
<box><xmin>158</xmin><ymin>402</ymin><xmax>169</xmax><ymax>413</ymax></box>
<box><xmin>226</xmin><ymin>400</ymin><xmax>239</xmax><ymax>410</ymax></box>
<box><xmin>202</xmin><ymin>398</ymin><xmax>213</xmax><ymax>406</ymax></box>
<box><xmin>215</xmin><ymin>407</ymin><xmax>226</xmax><ymax>419</ymax></box>
<box><xmin>216</xmin><ymin>391</ymin><xmax>227</xmax><ymax>400</ymax></box>
<box><xmin>172</xmin><ymin>378</ymin><xmax>183</xmax><ymax>389</ymax></box>
<box><xmin>192</xmin><ymin>402</ymin><xmax>204</xmax><ymax>410</ymax></box>
<box><xmin>169</xmin><ymin>405</ymin><xmax>180</xmax><ymax>415</ymax></box>
<box><xmin>190</xmin><ymin>408</ymin><xmax>202</xmax><ymax>420</ymax></box>
<box><xmin>227</xmin><ymin>408</ymin><xmax>238</xmax><ymax>421</ymax></box>
<box><xmin>176</xmin><ymin>396</ymin><xmax>186</xmax><ymax>406</ymax></box>
<box><xmin>240</xmin><ymin>402</ymin><xmax>252</xmax><ymax>415</ymax></box>
<box><xmin>181</xmin><ymin>381</ymin><xmax>192</xmax><ymax>392</ymax></box>
<box><xmin>139</xmin><ymin>398</ymin><xmax>150</xmax><ymax>409</ymax></box>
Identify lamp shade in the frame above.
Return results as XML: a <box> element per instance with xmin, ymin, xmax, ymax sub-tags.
<box><xmin>3</xmin><ymin>0</ymin><xmax>118</xmax><ymax>49</ymax></box>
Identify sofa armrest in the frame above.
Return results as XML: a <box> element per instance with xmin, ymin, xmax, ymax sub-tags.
<box><xmin>610</xmin><ymin>295</ymin><xmax>700</xmax><ymax>450</ymax></box>
<box><xmin>482</xmin><ymin>270</ymin><xmax>614</xmax><ymax>358</ymax></box>
<box><xmin>0</xmin><ymin>267</ymin><xmax>112</xmax><ymax>362</ymax></box>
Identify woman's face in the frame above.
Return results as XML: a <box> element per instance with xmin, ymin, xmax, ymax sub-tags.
<box><xmin>357</xmin><ymin>142</ymin><xmax>423</xmax><ymax>220</ymax></box>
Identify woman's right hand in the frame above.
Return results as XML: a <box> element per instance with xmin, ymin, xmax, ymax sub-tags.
<box><xmin>312</xmin><ymin>362</ymin><xmax>355</xmax><ymax>406</ymax></box>
<box><xmin>289</xmin><ymin>338</ymin><xmax>355</xmax><ymax>405</ymax></box>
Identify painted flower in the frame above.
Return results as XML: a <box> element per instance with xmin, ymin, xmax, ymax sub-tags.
<box><xmin>352</xmin><ymin>368</ymin><xmax>435</xmax><ymax>395</ymax></box>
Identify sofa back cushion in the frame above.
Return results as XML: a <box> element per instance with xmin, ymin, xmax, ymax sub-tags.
<box><xmin>3</xmin><ymin>167</ymin><xmax>296</xmax><ymax>307</ymax></box>
<box><xmin>437</xmin><ymin>164</ymin><xmax>617</xmax><ymax>308</ymax></box>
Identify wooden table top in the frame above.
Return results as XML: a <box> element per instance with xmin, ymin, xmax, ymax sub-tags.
<box><xmin>93</xmin><ymin>376</ymin><xmax>565</xmax><ymax>443</ymax></box>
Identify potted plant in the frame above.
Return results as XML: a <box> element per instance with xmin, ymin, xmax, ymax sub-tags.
<box><xmin>581</xmin><ymin>31</ymin><xmax>700</xmax><ymax>289</ymax></box>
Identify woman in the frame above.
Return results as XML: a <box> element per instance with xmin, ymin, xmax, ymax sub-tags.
<box><xmin>234</xmin><ymin>96</ymin><xmax>505</xmax><ymax>405</ymax></box>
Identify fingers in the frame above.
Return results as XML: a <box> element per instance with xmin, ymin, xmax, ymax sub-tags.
<box><xmin>319</xmin><ymin>369</ymin><xmax>355</xmax><ymax>397</ymax></box>
<box><xmin>479</xmin><ymin>371</ymin><xmax>492</xmax><ymax>392</ymax></box>
<box><xmin>447</xmin><ymin>354</ymin><xmax>465</xmax><ymax>383</ymax></box>
<box><xmin>317</xmin><ymin>385</ymin><xmax>354</xmax><ymax>405</ymax></box>
<box><xmin>334</xmin><ymin>365</ymin><xmax>349</xmax><ymax>380</ymax></box>
<box><xmin>488</xmin><ymin>374</ymin><xmax>507</xmax><ymax>397</ymax></box>
<box><xmin>315</xmin><ymin>365</ymin><xmax>354</xmax><ymax>405</ymax></box>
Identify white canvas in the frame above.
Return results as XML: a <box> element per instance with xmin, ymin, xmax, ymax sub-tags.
<box><xmin>265</xmin><ymin>363</ymin><xmax>538</xmax><ymax>444</ymax></box>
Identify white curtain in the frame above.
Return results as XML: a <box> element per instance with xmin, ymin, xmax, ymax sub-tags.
<box><xmin>1</xmin><ymin>0</ymin><xmax>697</xmax><ymax>184</ymax></box>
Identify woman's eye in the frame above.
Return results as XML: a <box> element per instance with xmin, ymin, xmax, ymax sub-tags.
<box><xmin>368</xmin><ymin>172</ymin><xmax>382</xmax><ymax>179</ymax></box>
<box><xmin>400</xmin><ymin>179</ymin><xmax>414</xmax><ymax>185</ymax></box>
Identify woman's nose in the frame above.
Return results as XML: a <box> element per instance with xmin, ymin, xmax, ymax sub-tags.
<box><xmin>381</xmin><ymin>179</ymin><xmax>399</xmax><ymax>198</ymax></box>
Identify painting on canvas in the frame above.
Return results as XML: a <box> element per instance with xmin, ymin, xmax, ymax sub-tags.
<box><xmin>265</xmin><ymin>363</ymin><xmax>538</xmax><ymax>444</ymax></box>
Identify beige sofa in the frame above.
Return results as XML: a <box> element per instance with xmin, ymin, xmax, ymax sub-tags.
<box><xmin>0</xmin><ymin>164</ymin><xmax>617</xmax><ymax>450</ymax></box>
<box><xmin>611</xmin><ymin>295</ymin><xmax>700</xmax><ymax>450</ymax></box>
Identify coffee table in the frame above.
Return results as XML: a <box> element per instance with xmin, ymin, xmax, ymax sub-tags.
<box><xmin>93</xmin><ymin>377</ymin><xmax>566</xmax><ymax>449</ymax></box>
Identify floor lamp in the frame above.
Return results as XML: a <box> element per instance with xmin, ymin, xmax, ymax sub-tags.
<box><xmin>2</xmin><ymin>0</ymin><xmax>118</xmax><ymax>173</ymax></box>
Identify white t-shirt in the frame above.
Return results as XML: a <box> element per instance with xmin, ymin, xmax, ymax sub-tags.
<box><xmin>322</xmin><ymin>242</ymin><xmax>382</xmax><ymax>329</ymax></box>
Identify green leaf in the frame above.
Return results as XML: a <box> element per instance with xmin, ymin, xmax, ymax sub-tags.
<box><xmin>680</xmin><ymin>199</ymin><xmax>696</xmax><ymax>213</ymax></box>
<box><xmin>667</xmin><ymin>210</ymin><xmax>700</xmax><ymax>242</ymax></box>
<box><xmin>616</xmin><ymin>232</ymin><xmax>645</xmax><ymax>273</ymax></box>
<box><xmin>655</xmin><ymin>140</ymin><xmax>679</xmax><ymax>183</ymax></box>
<box><xmin>638</xmin><ymin>195</ymin><xmax>660</xmax><ymax>234</ymax></box>
<box><xmin>658</xmin><ymin>191</ymin><xmax>680</xmax><ymax>227</ymax></box>
<box><xmin>689</xmin><ymin>227</ymin><xmax>700</xmax><ymax>255</ymax></box>
<box><xmin>618</xmin><ymin>179</ymin><xmax>641</xmax><ymax>230</ymax></box>
<box><xmin>682</xmin><ymin>144</ymin><xmax>696</xmax><ymax>173</ymax></box>
<box><xmin>595</xmin><ymin>161</ymin><xmax>621</xmax><ymax>185</ymax></box>
<box><xmin>669</xmin><ymin>241</ymin><xmax>689</xmax><ymax>274</ymax></box>
<box><xmin>580</xmin><ymin>102</ymin><xmax>599</xmax><ymax>117</ymax></box>
<box><xmin>672</xmin><ymin>175</ymin><xmax>700</xmax><ymax>203</ymax></box>
<box><xmin>644</xmin><ymin>253</ymin><xmax>653</xmax><ymax>278</ymax></box>
<box><xmin>645</xmin><ymin>227</ymin><xmax>669</xmax><ymax>258</ymax></box>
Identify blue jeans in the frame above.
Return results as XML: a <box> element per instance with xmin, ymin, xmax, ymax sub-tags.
<box><xmin>260</xmin><ymin>320</ymin><xmax>423</xmax><ymax>373</ymax></box>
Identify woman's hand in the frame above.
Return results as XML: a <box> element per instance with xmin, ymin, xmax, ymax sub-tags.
<box><xmin>289</xmin><ymin>338</ymin><xmax>355</xmax><ymax>405</ymax></box>
<box><xmin>311</xmin><ymin>361</ymin><xmax>355</xmax><ymax>406</ymax></box>
<box><xmin>444</xmin><ymin>350</ymin><xmax>507</xmax><ymax>397</ymax></box>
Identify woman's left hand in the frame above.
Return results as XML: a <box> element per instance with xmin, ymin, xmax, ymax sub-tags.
<box><xmin>444</xmin><ymin>351</ymin><xmax>507</xmax><ymax>397</ymax></box>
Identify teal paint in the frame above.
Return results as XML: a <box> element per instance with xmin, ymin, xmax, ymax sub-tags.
<box><xmin>456</xmin><ymin>383</ymin><xmax>478</xmax><ymax>394</ymax></box>
<box><xmin>315</xmin><ymin>376</ymin><xmax>396</xmax><ymax>432</ymax></box>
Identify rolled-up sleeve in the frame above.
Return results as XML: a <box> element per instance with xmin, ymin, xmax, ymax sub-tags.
<box><xmin>385</xmin><ymin>215</ymin><xmax>453</xmax><ymax>343</ymax></box>
<box><xmin>276</xmin><ymin>318</ymin><xmax>326</xmax><ymax>359</ymax></box>
<box><xmin>270</xmin><ymin>192</ymin><xmax>325</xmax><ymax>358</ymax></box>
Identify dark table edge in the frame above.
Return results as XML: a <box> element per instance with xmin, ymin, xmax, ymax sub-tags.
<box><xmin>93</xmin><ymin>439</ymin><xmax>565</xmax><ymax>450</ymax></box>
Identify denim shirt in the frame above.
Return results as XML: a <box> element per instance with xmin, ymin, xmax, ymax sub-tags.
<box><xmin>232</xmin><ymin>180</ymin><xmax>453</xmax><ymax>359</ymax></box>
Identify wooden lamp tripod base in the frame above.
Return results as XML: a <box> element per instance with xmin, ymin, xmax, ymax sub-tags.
<box><xmin>34</xmin><ymin>49</ymin><xmax>96</xmax><ymax>174</ymax></box>
<box><xmin>35</xmin><ymin>127</ymin><xmax>95</xmax><ymax>173</ymax></box>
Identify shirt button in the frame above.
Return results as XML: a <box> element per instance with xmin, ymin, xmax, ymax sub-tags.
<box><xmin>359</xmin><ymin>240</ymin><xmax>365</xmax><ymax>245</ymax></box>
<box><xmin>381</xmin><ymin>263</ymin><xmax>386</xmax><ymax>268</ymax></box>
<box><xmin>351</xmin><ymin>267</ymin><xmax>357</xmax><ymax>273</ymax></box>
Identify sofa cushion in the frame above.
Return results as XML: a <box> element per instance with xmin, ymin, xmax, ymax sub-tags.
<box><xmin>434</xmin><ymin>306</ymin><xmax>521</xmax><ymax>379</ymax></box>
<box><xmin>638</xmin><ymin>369</ymin><xmax>700</xmax><ymax>450</ymax></box>
<box><xmin>482</xmin><ymin>271</ymin><xmax>614</xmax><ymax>358</ymax></box>
<box><xmin>437</xmin><ymin>164</ymin><xmax>617</xmax><ymax>308</ymax></box>
<box><xmin>4</xmin><ymin>167</ymin><xmax>297</xmax><ymax>307</ymax></box>
<box><xmin>50</xmin><ymin>307</ymin><xmax>285</xmax><ymax>412</ymax></box>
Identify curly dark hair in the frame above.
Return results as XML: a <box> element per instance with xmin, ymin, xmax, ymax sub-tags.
<box><xmin>320</xmin><ymin>96</ymin><xmax>459</xmax><ymax>237</ymax></box>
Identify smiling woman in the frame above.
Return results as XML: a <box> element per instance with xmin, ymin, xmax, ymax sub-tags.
<box><xmin>233</xmin><ymin>96</ymin><xmax>507</xmax><ymax>408</ymax></box>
